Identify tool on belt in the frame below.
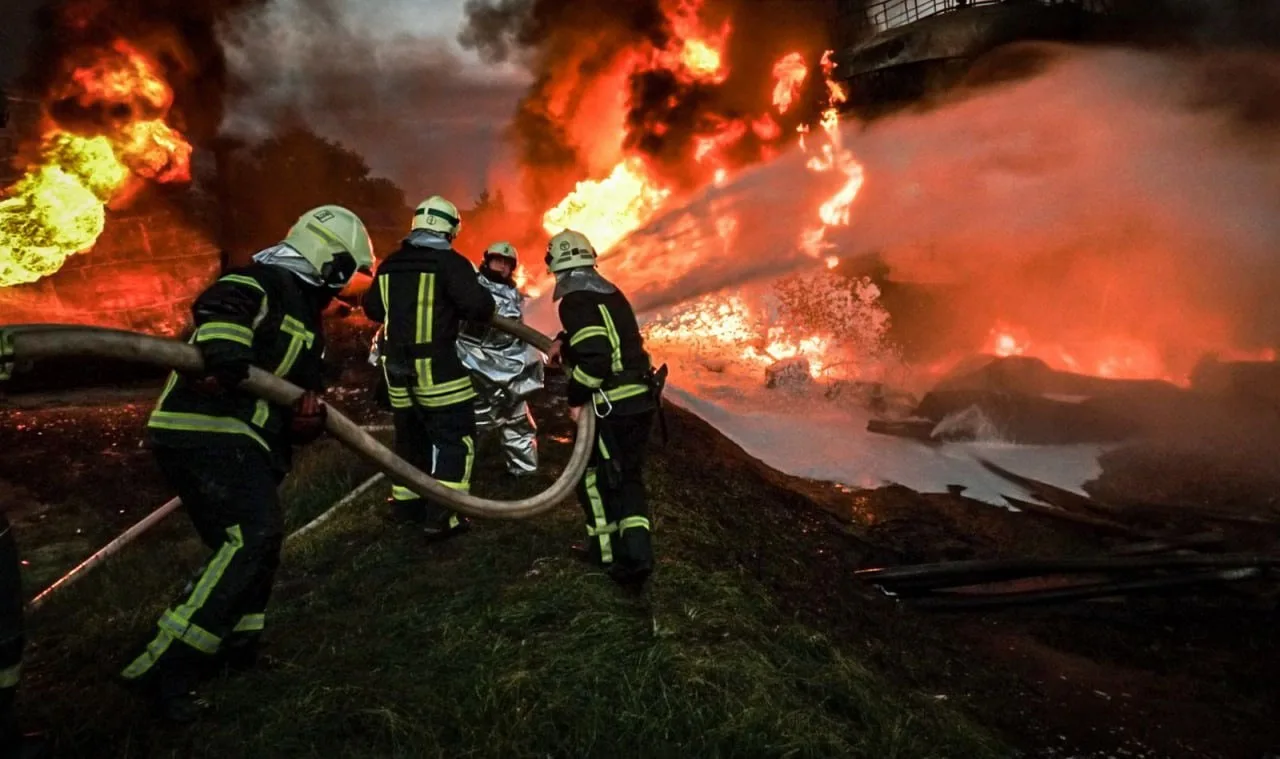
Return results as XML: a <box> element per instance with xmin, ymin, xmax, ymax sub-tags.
<box><xmin>648</xmin><ymin>363</ymin><xmax>669</xmax><ymax>445</ymax></box>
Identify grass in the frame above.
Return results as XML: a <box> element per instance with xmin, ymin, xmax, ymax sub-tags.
<box><xmin>19</xmin><ymin>394</ymin><xmax>1011</xmax><ymax>759</ymax></box>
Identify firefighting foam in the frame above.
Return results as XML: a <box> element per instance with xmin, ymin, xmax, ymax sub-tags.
<box><xmin>0</xmin><ymin>39</ymin><xmax>192</xmax><ymax>287</ymax></box>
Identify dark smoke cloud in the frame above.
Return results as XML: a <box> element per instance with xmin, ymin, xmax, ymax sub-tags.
<box><xmin>20</xmin><ymin>0</ymin><xmax>266</xmax><ymax>143</ymax></box>
<box><xmin>459</xmin><ymin>0</ymin><xmax>835</xmax><ymax>209</ymax></box>
<box><xmin>216</xmin><ymin>0</ymin><xmax>527</xmax><ymax>212</ymax></box>
<box><xmin>1117</xmin><ymin>0</ymin><xmax>1280</xmax><ymax>49</ymax></box>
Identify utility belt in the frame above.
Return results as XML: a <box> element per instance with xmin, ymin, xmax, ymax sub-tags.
<box><xmin>382</xmin><ymin>341</ymin><xmax>456</xmax><ymax>385</ymax></box>
<box><xmin>592</xmin><ymin>363</ymin><xmax>670</xmax><ymax>489</ymax></box>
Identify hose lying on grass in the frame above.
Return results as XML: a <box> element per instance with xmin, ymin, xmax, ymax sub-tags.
<box><xmin>0</xmin><ymin>318</ymin><xmax>593</xmax><ymax>521</ymax></box>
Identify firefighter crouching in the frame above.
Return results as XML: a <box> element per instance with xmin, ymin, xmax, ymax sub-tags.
<box><xmin>544</xmin><ymin>229</ymin><xmax>666</xmax><ymax>588</ymax></box>
<box><xmin>456</xmin><ymin>242</ymin><xmax>543</xmax><ymax>477</ymax></box>
<box><xmin>119</xmin><ymin>204</ymin><xmax>375</xmax><ymax>723</ymax></box>
<box><xmin>362</xmin><ymin>195</ymin><xmax>496</xmax><ymax>538</ymax></box>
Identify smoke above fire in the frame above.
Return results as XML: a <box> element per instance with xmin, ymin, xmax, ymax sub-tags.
<box><xmin>458</xmin><ymin>0</ymin><xmax>834</xmax><ymax>217</ymax></box>
<box><xmin>593</xmin><ymin>43</ymin><xmax>1280</xmax><ymax>382</ymax></box>
<box><xmin>214</xmin><ymin>0</ymin><xmax>528</xmax><ymax>206</ymax></box>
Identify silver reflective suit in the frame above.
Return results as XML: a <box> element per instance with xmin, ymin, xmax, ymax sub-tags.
<box><xmin>455</xmin><ymin>271</ymin><xmax>543</xmax><ymax>475</ymax></box>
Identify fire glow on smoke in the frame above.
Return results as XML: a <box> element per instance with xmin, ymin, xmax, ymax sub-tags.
<box><xmin>0</xmin><ymin>39</ymin><xmax>193</xmax><ymax>287</ymax></box>
<box><xmin>532</xmin><ymin>1</ymin><xmax>866</xmax><ymax>380</ymax></box>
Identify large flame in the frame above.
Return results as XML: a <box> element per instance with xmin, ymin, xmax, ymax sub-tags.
<box><xmin>0</xmin><ymin>39</ymin><xmax>192</xmax><ymax>288</ymax></box>
<box><xmin>532</xmin><ymin>0</ymin><xmax>870</xmax><ymax>381</ymax></box>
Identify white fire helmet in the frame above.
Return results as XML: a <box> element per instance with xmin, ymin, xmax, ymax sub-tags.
<box><xmin>544</xmin><ymin>229</ymin><xmax>597</xmax><ymax>273</ymax></box>
<box><xmin>484</xmin><ymin>241</ymin><xmax>518</xmax><ymax>267</ymax></box>
<box><xmin>282</xmin><ymin>204</ymin><xmax>374</xmax><ymax>290</ymax></box>
<box><xmin>412</xmin><ymin>195</ymin><xmax>461</xmax><ymax>240</ymax></box>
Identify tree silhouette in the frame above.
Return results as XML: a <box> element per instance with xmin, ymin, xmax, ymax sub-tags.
<box><xmin>218</xmin><ymin>127</ymin><xmax>412</xmax><ymax>264</ymax></box>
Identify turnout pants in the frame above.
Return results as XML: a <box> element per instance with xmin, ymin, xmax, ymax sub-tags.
<box><xmin>472</xmin><ymin>374</ymin><xmax>537</xmax><ymax>476</ymax></box>
<box><xmin>121</xmin><ymin>444</ymin><xmax>284</xmax><ymax>694</ymax></box>
<box><xmin>0</xmin><ymin>513</ymin><xmax>24</xmax><ymax>741</ymax></box>
<box><xmin>391</xmin><ymin>400</ymin><xmax>476</xmax><ymax>527</ymax></box>
<box><xmin>577</xmin><ymin>410</ymin><xmax>655</xmax><ymax>571</ymax></box>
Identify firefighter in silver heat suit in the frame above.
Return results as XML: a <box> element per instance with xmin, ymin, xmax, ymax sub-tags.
<box><xmin>456</xmin><ymin>241</ymin><xmax>542</xmax><ymax>475</ymax></box>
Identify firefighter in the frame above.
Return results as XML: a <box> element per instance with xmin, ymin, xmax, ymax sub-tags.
<box><xmin>0</xmin><ymin>513</ymin><xmax>47</xmax><ymax>758</ymax></box>
<box><xmin>119</xmin><ymin>204</ymin><xmax>374</xmax><ymax>723</ymax></box>
<box><xmin>363</xmin><ymin>195</ymin><xmax>496</xmax><ymax>537</ymax></box>
<box><xmin>456</xmin><ymin>242</ymin><xmax>543</xmax><ymax>476</ymax></box>
<box><xmin>544</xmin><ymin>229</ymin><xmax>661</xmax><ymax>588</ymax></box>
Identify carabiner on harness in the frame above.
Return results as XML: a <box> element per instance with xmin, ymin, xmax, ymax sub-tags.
<box><xmin>593</xmin><ymin>391</ymin><xmax>614</xmax><ymax>418</ymax></box>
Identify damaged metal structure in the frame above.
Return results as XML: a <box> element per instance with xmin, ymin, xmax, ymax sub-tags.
<box><xmin>830</xmin><ymin>0</ymin><xmax>1124</xmax><ymax>114</ymax></box>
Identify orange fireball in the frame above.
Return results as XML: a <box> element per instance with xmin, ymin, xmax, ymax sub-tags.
<box><xmin>0</xmin><ymin>39</ymin><xmax>192</xmax><ymax>288</ymax></box>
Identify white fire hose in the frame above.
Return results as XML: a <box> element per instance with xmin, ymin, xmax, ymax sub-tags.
<box><xmin>3</xmin><ymin>317</ymin><xmax>592</xmax><ymax>608</ymax></box>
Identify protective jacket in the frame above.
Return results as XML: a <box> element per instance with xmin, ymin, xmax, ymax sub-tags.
<box><xmin>147</xmin><ymin>263</ymin><xmax>326</xmax><ymax>472</ymax></box>
<box><xmin>458</xmin><ymin>270</ymin><xmax>544</xmax><ymax>400</ymax></box>
<box><xmin>557</xmin><ymin>286</ymin><xmax>656</xmax><ymax>416</ymax></box>
<box><xmin>363</xmin><ymin>230</ymin><xmax>495</xmax><ymax>410</ymax></box>
<box><xmin>457</xmin><ymin>269</ymin><xmax>543</xmax><ymax>474</ymax></box>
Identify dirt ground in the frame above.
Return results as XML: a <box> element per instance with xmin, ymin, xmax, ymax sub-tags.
<box><xmin>1</xmin><ymin>356</ymin><xmax>1278</xmax><ymax>758</ymax></box>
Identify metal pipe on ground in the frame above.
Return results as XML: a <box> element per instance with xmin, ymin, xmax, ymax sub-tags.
<box><xmin>287</xmin><ymin>473</ymin><xmax>386</xmax><ymax>542</ymax></box>
<box><xmin>29</xmin><ymin>471</ymin><xmax>389</xmax><ymax>610</ymax></box>
<box><xmin>0</xmin><ymin>318</ymin><xmax>593</xmax><ymax>520</ymax></box>
<box><xmin>26</xmin><ymin>496</ymin><xmax>182</xmax><ymax>611</ymax></box>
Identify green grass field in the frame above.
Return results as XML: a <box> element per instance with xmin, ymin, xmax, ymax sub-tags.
<box><xmin>19</xmin><ymin>405</ymin><xmax>1010</xmax><ymax>758</ymax></box>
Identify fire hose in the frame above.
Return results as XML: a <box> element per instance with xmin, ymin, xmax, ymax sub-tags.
<box><xmin>0</xmin><ymin>317</ymin><xmax>595</xmax><ymax>521</ymax></box>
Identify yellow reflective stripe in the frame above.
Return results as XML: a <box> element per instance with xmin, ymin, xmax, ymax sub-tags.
<box><xmin>122</xmin><ymin>525</ymin><xmax>245</xmax><ymax>678</ymax></box>
<box><xmin>415</xmin><ymin>274</ymin><xmax>436</xmax><ymax>381</ymax></box>
<box><xmin>603</xmin><ymin>384</ymin><xmax>648</xmax><ymax>403</ymax></box>
<box><xmin>251</xmin><ymin>399</ymin><xmax>270</xmax><ymax>426</ymax></box>
<box><xmin>391</xmin><ymin>485</ymin><xmax>418</xmax><ymax>501</ymax></box>
<box><xmin>194</xmin><ymin>321</ymin><xmax>254</xmax><ymax>346</ymax></box>
<box><xmin>411</xmin><ymin>376</ymin><xmax>472</xmax><ymax>396</ymax></box>
<box><xmin>598</xmin><ymin>305</ymin><xmax>623</xmax><ymax>373</ymax></box>
<box><xmin>436</xmin><ymin>479</ymin><xmax>470</xmax><ymax>491</ymax></box>
<box><xmin>379</xmin><ymin>275</ymin><xmax>391</xmax><ymax>340</ymax></box>
<box><xmin>280</xmin><ymin>316</ymin><xmax>314</xmax><ymax>345</ymax></box>
<box><xmin>572</xmin><ymin>366</ymin><xmax>604</xmax><ymax>388</ymax></box>
<box><xmin>620</xmin><ymin>516</ymin><xmax>651</xmax><ymax>532</ymax></box>
<box><xmin>569</xmin><ymin>326</ymin><xmax>609</xmax><ymax>346</ymax></box>
<box><xmin>583</xmin><ymin>469</ymin><xmax>613</xmax><ymax>563</ymax></box>
<box><xmin>305</xmin><ymin>221</ymin><xmax>344</xmax><ymax>248</ymax></box>
<box><xmin>218</xmin><ymin>274</ymin><xmax>265</xmax><ymax>293</ymax></box>
<box><xmin>597</xmin><ymin>434</ymin><xmax>611</xmax><ymax>461</ymax></box>
<box><xmin>461</xmin><ymin>435</ymin><xmax>474</xmax><ymax>488</ymax></box>
<box><xmin>156</xmin><ymin>369</ymin><xmax>180</xmax><ymax>407</ymax></box>
<box><xmin>0</xmin><ymin>663</ymin><xmax>19</xmax><ymax>689</ymax></box>
<box><xmin>411</xmin><ymin>388</ymin><xmax>477</xmax><ymax>408</ymax></box>
<box><xmin>148</xmin><ymin>410</ymin><xmax>269</xmax><ymax>451</ymax></box>
<box><xmin>172</xmin><ymin>524</ymin><xmax>244</xmax><ymax>622</ymax></box>
<box><xmin>233</xmin><ymin>613</ymin><xmax>265</xmax><ymax>633</ymax></box>
<box><xmin>274</xmin><ymin>315</ymin><xmax>314</xmax><ymax>377</ymax></box>
<box><xmin>159</xmin><ymin>610</ymin><xmax>221</xmax><ymax>654</ymax></box>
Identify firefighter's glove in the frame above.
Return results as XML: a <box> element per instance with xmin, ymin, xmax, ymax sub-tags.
<box><xmin>289</xmin><ymin>391</ymin><xmax>328</xmax><ymax>443</ymax></box>
<box><xmin>545</xmin><ymin>337</ymin><xmax>565</xmax><ymax>367</ymax></box>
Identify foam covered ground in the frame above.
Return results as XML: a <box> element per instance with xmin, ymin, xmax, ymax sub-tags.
<box><xmin>526</xmin><ymin>292</ymin><xmax>1109</xmax><ymax>507</ymax></box>
<box><xmin>661</xmin><ymin>356</ymin><xmax>1111</xmax><ymax>508</ymax></box>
